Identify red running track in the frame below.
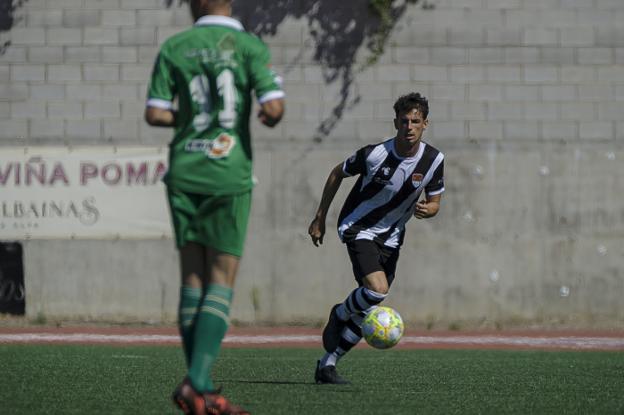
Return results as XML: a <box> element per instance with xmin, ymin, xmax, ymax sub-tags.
<box><xmin>1</xmin><ymin>326</ymin><xmax>623</xmax><ymax>351</ymax></box>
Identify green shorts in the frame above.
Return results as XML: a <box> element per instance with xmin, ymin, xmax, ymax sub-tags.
<box><xmin>166</xmin><ymin>188</ymin><xmax>252</xmax><ymax>257</ymax></box>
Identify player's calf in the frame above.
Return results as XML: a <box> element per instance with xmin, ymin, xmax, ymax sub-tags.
<box><xmin>322</xmin><ymin>303</ymin><xmax>347</xmax><ymax>352</ymax></box>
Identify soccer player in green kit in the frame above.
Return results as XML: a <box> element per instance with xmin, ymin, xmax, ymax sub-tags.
<box><xmin>145</xmin><ymin>0</ymin><xmax>284</xmax><ymax>413</ymax></box>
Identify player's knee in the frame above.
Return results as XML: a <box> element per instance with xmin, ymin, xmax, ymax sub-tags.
<box><xmin>363</xmin><ymin>272</ymin><xmax>389</xmax><ymax>295</ymax></box>
<box><xmin>182</xmin><ymin>272</ymin><xmax>203</xmax><ymax>288</ymax></box>
<box><xmin>376</xmin><ymin>285</ymin><xmax>389</xmax><ymax>295</ymax></box>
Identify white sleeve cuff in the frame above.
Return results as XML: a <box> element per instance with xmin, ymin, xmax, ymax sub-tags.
<box><xmin>426</xmin><ymin>188</ymin><xmax>445</xmax><ymax>196</ymax></box>
<box><xmin>146</xmin><ymin>98</ymin><xmax>174</xmax><ymax>110</ymax></box>
<box><xmin>258</xmin><ymin>90</ymin><xmax>285</xmax><ymax>104</ymax></box>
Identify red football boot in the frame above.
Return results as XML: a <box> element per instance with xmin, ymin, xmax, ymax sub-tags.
<box><xmin>172</xmin><ymin>378</ymin><xmax>206</xmax><ymax>415</ymax></box>
<box><xmin>204</xmin><ymin>392</ymin><xmax>250</xmax><ymax>415</ymax></box>
<box><xmin>173</xmin><ymin>378</ymin><xmax>250</xmax><ymax>415</ymax></box>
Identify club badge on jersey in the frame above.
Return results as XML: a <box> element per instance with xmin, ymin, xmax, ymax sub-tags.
<box><xmin>411</xmin><ymin>173</ymin><xmax>424</xmax><ymax>188</ymax></box>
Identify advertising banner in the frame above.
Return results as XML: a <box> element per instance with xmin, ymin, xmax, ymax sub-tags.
<box><xmin>0</xmin><ymin>147</ymin><xmax>172</xmax><ymax>240</ymax></box>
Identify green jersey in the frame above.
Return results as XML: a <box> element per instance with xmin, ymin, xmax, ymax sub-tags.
<box><xmin>147</xmin><ymin>15</ymin><xmax>284</xmax><ymax>195</ymax></box>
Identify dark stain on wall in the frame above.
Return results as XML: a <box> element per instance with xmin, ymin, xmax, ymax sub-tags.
<box><xmin>0</xmin><ymin>0</ymin><xmax>29</xmax><ymax>55</ymax></box>
<box><xmin>166</xmin><ymin>0</ymin><xmax>421</xmax><ymax>140</ymax></box>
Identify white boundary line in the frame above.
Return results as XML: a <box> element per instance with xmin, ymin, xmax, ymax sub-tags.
<box><xmin>402</xmin><ymin>336</ymin><xmax>624</xmax><ymax>350</ymax></box>
<box><xmin>0</xmin><ymin>333</ymin><xmax>623</xmax><ymax>350</ymax></box>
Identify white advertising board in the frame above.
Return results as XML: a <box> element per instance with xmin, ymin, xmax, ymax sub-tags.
<box><xmin>0</xmin><ymin>146</ymin><xmax>172</xmax><ymax>240</ymax></box>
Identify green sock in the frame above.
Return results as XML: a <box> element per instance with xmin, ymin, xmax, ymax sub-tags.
<box><xmin>178</xmin><ymin>286</ymin><xmax>202</xmax><ymax>367</ymax></box>
<box><xmin>188</xmin><ymin>284</ymin><xmax>233</xmax><ymax>392</ymax></box>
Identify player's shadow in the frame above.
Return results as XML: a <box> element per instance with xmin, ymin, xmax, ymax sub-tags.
<box><xmin>165</xmin><ymin>0</ymin><xmax>425</xmax><ymax>141</ymax></box>
<box><xmin>219</xmin><ymin>379</ymin><xmax>311</xmax><ymax>386</ymax></box>
<box><xmin>220</xmin><ymin>379</ymin><xmax>359</xmax><ymax>391</ymax></box>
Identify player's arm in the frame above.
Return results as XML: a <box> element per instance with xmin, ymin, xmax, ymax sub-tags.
<box><xmin>415</xmin><ymin>156</ymin><xmax>444</xmax><ymax>219</ymax></box>
<box><xmin>308</xmin><ymin>163</ymin><xmax>349</xmax><ymax>247</ymax></box>
<box><xmin>144</xmin><ymin>106</ymin><xmax>176</xmax><ymax>127</ymax></box>
<box><xmin>414</xmin><ymin>193</ymin><xmax>441</xmax><ymax>219</ymax></box>
<box><xmin>248</xmin><ymin>39</ymin><xmax>285</xmax><ymax>128</ymax></box>
<box><xmin>258</xmin><ymin>98</ymin><xmax>284</xmax><ymax>127</ymax></box>
<box><xmin>145</xmin><ymin>49</ymin><xmax>176</xmax><ymax>127</ymax></box>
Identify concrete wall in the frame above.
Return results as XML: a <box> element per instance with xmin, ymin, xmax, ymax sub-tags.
<box><xmin>1</xmin><ymin>0</ymin><xmax>623</xmax><ymax>327</ymax></box>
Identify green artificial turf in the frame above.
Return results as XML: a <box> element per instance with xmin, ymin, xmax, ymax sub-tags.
<box><xmin>0</xmin><ymin>345</ymin><xmax>623</xmax><ymax>414</ymax></box>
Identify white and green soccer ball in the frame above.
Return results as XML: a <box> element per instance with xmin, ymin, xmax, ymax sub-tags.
<box><xmin>362</xmin><ymin>306</ymin><xmax>404</xmax><ymax>349</ymax></box>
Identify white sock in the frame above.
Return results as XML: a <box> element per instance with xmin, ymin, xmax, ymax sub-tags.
<box><xmin>320</xmin><ymin>349</ymin><xmax>345</xmax><ymax>368</ymax></box>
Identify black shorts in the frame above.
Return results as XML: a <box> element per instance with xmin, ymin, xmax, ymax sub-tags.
<box><xmin>346</xmin><ymin>239</ymin><xmax>399</xmax><ymax>287</ymax></box>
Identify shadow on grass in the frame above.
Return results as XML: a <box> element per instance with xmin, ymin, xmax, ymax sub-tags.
<box><xmin>221</xmin><ymin>379</ymin><xmax>360</xmax><ymax>391</ymax></box>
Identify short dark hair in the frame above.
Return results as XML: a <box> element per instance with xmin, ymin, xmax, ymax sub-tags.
<box><xmin>191</xmin><ymin>0</ymin><xmax>231</xmax><ymax>20</ymax></box>
<box><xmin>393</xmin><ymin>92</ymin><xmax>429</xmax><ymax>119</ymax></box>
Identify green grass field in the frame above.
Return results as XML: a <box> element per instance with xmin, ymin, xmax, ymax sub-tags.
<box><xmin>1</xmin><ymin>345</ymin><xmax>623</xmax><ymax>414</ymax></box>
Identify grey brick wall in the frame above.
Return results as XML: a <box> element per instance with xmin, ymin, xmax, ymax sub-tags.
<box><xmin>2</xmin><ymin>1</ymin><xmax>624</xmax><ymax>324</ymax></box>
<box><xmin>1</xmin><ymin>1</ymin><xmax>622</xmax><ymax>145</ymax></box>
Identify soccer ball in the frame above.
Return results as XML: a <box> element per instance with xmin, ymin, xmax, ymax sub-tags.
<box><xmin>362</xmin><ymin>306</ymin><xmax>404</xmax><ymax>349</ymax></box>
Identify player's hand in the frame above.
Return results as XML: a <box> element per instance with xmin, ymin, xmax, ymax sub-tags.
<box><xmin>258</xmin><ymin>99</ymin><xmax>284</xmax><ymax>127</ymax></box>
<box><xmin>308</xmin><ymin>217</ymin><xmax>325</xmax><ymax>247</ymax></box>
<box><xmin>258</xmin><ymin>109</ymin><xmax>279</xmax><ymax>127</ymax></box>
<box><xmin>414</xmin><ymin>200</ymin><xmax>440</xmax><ymax>219</ymax></box>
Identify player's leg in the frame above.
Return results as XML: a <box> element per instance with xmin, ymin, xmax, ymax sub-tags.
<box><xmin>317</xmin><ymin>272</ymin><xmax>388</xmax><ymax>371</ymax></box>
<box><xmin>339</xmin><ymin>240</ymin><xmax>391</xmax><ymax>317</ymax></box>
<box><xmin>185</xmin><ymin>249</ymin><xmax>251</xmax><ymax>413</ymax></box>
<box><xmin>322</xmin><ymin>270</ymin><xmax>388</xmax><ymax>350</ymax></box>
<box><xmin>168</xmin><ymin>189</ymin><xmax>204</xmax><ymax>367</ymax></box>
<box><xmin>316</xmin><ymin>281</ymin><xmax>388</xmax><ymax>384</ymax></box>
<box><xmin>185</xmin><ymin>191</ymin><xmax>251</xmax><ymax>415</ymax></box>
<box><xmin>341</xmin><ymin>246</ymin><xmax>399</xmax><ymax>354</ymax></box>
<box><xmin>341</xmin><ymin>242</ymin><xmax>400</xmax><ymax>321</ymax></box>
<box><xmin>335</xmin><ymin>245</ymin><xmax>399</xmax><ymax>358</ymax></box>
<box><xmin>178</xmin><ymin>242</ymin><xmax>205</xmax><ymax>367</ymax></box>
<box><xmin>379</xmin><ymin>244</ymin><xmax>399</xmax><ymax>289</ymax></box>
<box><xmin>317</xmin><ymin>241</ymin><xmax>389</xmax><ymax>384</ymax></box>
<box><xmin>187</xmin><ymin>248</ymin><xmax>238</xmax><ymax>392</ymax></box>
<box><xmin>317</xmin><ymin>310</ymin><xmax>364</xmax><ymax>373</ymax></box>
<box><xmin>322</xmin><ymin>240</ymin><xmax>389</xmax><ymax>352</ymax></box>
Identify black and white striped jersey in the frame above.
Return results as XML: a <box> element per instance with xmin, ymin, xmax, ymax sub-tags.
<box><xmin>337</xmin><ymin>138</ymin><xmax>444</xmax><ymax>249</ymax></box>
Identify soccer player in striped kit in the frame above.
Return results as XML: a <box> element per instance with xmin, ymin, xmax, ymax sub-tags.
<box><xmin>308</xmin><ymin>92</ymin><xmax>444</xmax><ymax>384</ymax></box>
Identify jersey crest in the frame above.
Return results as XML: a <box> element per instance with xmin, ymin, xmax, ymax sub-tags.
<box><xmin>411</xmin><ymin>173</ymin><xmax>424</xmax><ymax>188</ymax></box>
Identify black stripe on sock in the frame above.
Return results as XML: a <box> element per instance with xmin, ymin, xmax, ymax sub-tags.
<box><xmin>346</xmin><ymin>318</ymin><xmax>362</xmax><ymax>338</ymax></box>
<box><xmin>351</xmin><ymin>287</ymin><xmax>368</xmax><ymax>311</ymax></box>
<box><xmin>361</xmin><ymin>288</ymin><xmax>384</xmax><ymax>306</ymax></box>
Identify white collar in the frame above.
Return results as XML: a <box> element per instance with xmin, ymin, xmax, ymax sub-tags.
<box><xmin>194</xmin><ymin>15</ymin><xmax>244</xmax><ymax>31</ymax></box>
<box><xmin>391</xmin><ymin>138</ymin><xmax>424</xmax><ymax>160</ymax></box>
